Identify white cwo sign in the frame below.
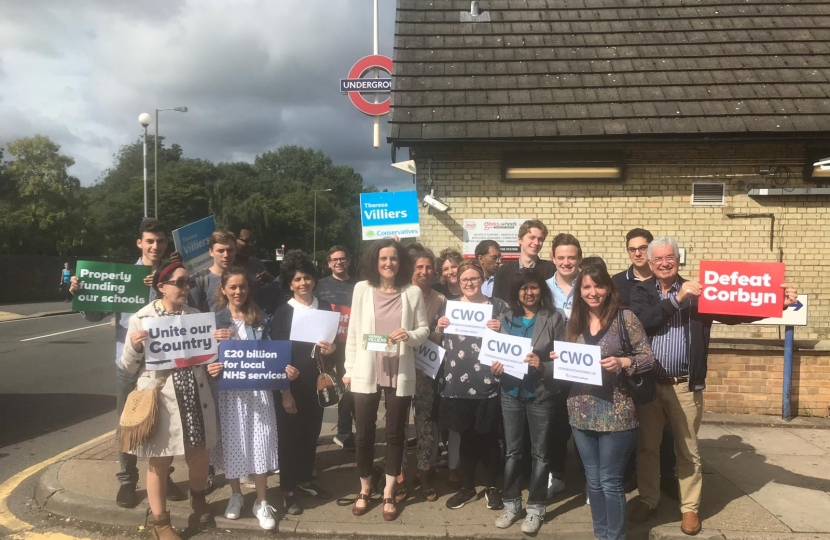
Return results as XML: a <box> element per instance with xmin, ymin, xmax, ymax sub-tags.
<box><xmin>444</xmin><ymin>301</ymin><xmax>493</xmax><ymax>337</ymax></box>
<box><xmin>413</xmin><ymin>339</ymin><xmax>445</xmax><ymax>379</ymax></box>
<box><xmin>553</xmin><ymin>341</ymin><xmax>603</xmax><ymax>386</ymax></box>
<box><xmin>478</xmin><ymin>329</ymin><xmax>530</xmax><ymax>379</ymax></box>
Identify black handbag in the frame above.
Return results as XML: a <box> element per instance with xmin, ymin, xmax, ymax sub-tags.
<box><xmin>617</xmin><ymin>309</ymin><xmax>656</xmax><ymax>405</ymax></box>
<box><xmin>314</xmin><ymin>346</ymin><xmax>344</xmax><ymax>408</ymax></box>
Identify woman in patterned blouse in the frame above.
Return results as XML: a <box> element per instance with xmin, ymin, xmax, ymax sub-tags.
<box><xmin>435</xmin><ymin>260</ymin><xmax>510</xmax><ymax>511</ymax></box>
<box><xmin>551</xmin><ymin>261</ymin><xmax>654</xmax><ymax>540</ymax></box>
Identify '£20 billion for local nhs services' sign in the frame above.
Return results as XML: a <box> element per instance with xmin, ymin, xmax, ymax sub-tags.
<box><xmin>359</xmin><ymin>190</ymin><xmax>420</xmax><ymax>240</ymax></box>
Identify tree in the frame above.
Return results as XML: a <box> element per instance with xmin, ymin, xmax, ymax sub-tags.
<box><xmin>0</xmin><ymin>136</ymin><xmax>87</xmax><ymax>255</ymax></box>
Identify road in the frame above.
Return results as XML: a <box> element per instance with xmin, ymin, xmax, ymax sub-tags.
<box><xmin>0</xmin><ymin>313</ymin><xmax>116</xmax><ymax>485</ymax></box>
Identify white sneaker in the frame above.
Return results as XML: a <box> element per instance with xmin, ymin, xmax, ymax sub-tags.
<box><xmin>521</xmin><ymin>513</ymin><xmax>543</xmax><ymax>534</ymax></box>
<box><xmin>254</xmin><ymin>501</ymin><xmax>277</xmax><ymax>531</ymax></box>
<box><xmin>546</xmin><ymin>475</ymin><xmax>565</xmax><ymax>500</ymax></box>
<box><xmin>224</xmin><ymin>493</ymin><xmax>244</xmax><ymax>520</ymax></box>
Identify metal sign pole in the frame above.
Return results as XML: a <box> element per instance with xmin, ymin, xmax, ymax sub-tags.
<box><xmin>373</xmin><ymin>0</ymin><xmax>380</xmax><ymax>148</ymax></box>
<box><xmin>782</xmin><ymin>325</ymin><xmax>794</xmax><ymax>420</ymax></box>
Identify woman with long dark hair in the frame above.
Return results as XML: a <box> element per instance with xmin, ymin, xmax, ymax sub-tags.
<box><xmin>344</xmin><ymin>238</ymin><xmax>430</xmax><ymax>520</ymax></box>
<box><xmin>489</xmin><ymin>269</ymin><xmax>565</xmax><ymax>533</ymax></box>
<box><xmin>269</xmin><ymin>251</ymin><xmax>337</xmax><ymax>515</ymax></box>
<box><xmin>552</xmin><ymin>261</ymin><xmax>655</xmax><ymax>540</ymax></box>
<box><xmin>208</xmin><ymin>267</ymin><xmax>279</xmax><ymax>530</ymax></box>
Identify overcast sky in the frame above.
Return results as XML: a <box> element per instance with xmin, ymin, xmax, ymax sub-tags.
<box><xmin>0</xmin><ymin>0</ymin><xmax>411</xmax><ymax>190</ymax></box>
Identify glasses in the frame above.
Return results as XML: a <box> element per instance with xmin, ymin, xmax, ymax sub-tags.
<box><xmin>329</xmin><ymin>257</ymin><xmax>348</xmax><ymax>264</ymax></box>
<box><xmin>459</xmin><ymin>277</ymin><xmax>481</xmax><ymax>285</ymax></box>
<box><xmin>651</xmin><ymin>255</ymin><xmax>677</xmax><ymax>265</ymax></box>
<box><xmin>627</xmin><ymin>246</ymin><xmax>648</xmax><ymax>254</ymax></box>
<box><xmin>163</xmin><ymin>278</ymin><xmax>194</xmax><ymax>289</ymax></box>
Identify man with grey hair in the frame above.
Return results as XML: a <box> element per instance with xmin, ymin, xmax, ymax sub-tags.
<box><xmin>628</xmin><ymin>236</ymin><xmax>798</xmax><ymax>535</ymax></box>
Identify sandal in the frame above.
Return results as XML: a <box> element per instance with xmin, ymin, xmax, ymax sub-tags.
<box><xmin>352</xmin><ymin>493</ymin><xmax>372</xmax><ymax>517</ymax></box>
<box><xmin>394</xmin><ymin>472</ymin><xmax>407</xmax><ymax>503</ymax></box>
<box><xmin>382</xmin><ymin>497</ymin><xmax>398</xmax><ymax>521</ymax></box>
<box><xmin>419</xmin><ymin>470</ymin><xmax>438</xmax><ymax>502</ymax></box>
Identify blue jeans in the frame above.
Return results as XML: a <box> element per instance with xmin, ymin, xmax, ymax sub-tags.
<box><xmin>501</xmin><ymin>391</ymin><xmax>553</xmax><ymax>516</ymax></box>
<box><xmin>572</xmin><ymin>428</ymin><xmax>638</xmax><ymax>540</ymax></box>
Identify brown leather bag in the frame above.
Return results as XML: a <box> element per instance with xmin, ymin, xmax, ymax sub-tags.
<box><xmin>314</xmin><ymin>346</ymin><xmax>344</xmax><ymax>408</ymax></box>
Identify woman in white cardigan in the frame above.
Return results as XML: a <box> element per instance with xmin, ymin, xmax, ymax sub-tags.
<box><xmin>343</xmin><ymin>239</ymin><xmax>430</xmax><ymax>521</ymax></box>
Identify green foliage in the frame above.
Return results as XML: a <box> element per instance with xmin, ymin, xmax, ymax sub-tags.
<box><xmin>1</xmin><ymin>136</ymin><xmax>372</xmax><ymax>264</ymax></box>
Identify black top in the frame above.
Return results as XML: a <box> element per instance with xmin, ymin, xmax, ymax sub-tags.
<box><xmin>314</xmin><ymin>275</ymin><xmax>357</xmax><ymax>368</ymax></box>
<box><xmin>431</xmin><ymin>282</ymin><xmax>460</xmax><ymax>301</ymax></box>
<box><xmin>612</xmin><ymin>265</ymin><xmax>644</xmax><ymax>308</ymax></box>
<box><xmin>269</xmin><ymin>299</ymin><xmax>334</xmax><ymax>393</ymax></box>
<box><xmin>491</xmin><ymin>259</ymin><xmax>555</xmax><ymax>301</ymax></box>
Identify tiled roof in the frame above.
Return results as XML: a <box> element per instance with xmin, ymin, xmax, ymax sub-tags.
<box><xmin>388</xmin><ymin>0</ymin><xmax>830</xmax><ymax>142</ymax></box>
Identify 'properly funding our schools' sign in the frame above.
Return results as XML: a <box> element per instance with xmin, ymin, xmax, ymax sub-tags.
<box><xmin>71</xmin><ymin>261</ymin><xmax>152</xmax><ymax>313</ymax></box>
<box><xmin>359</xmin><ymin>190</ymin><xmax>420</xmax><ymax>240</ymax></box>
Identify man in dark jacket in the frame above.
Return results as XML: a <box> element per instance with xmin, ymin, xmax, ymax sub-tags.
<box><xmin>628</xmin><ymin>236</ymin><xmax>798</xmax><ymax>536</ymax></box>
<box><xmin>492</xmin><ymin>219</ymin><xmax>555</xmax><ymax>301</ymax></box>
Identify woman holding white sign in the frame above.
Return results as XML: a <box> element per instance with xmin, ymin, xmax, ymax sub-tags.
<box><xmin>552</xmin><ymin>262</ymin><xmax>655</xmax><ymax>540</ymax></box>
<box><xmin>120</xmin><ymin>262</ymin><xmax>217</xmax><ymax>540</ymax></box>
<box><xmin>206</xmin><ymin>267</ymin><xmax>279</xmax><ymax>530</ymax></box>
<box><xmin>344</xmin><ymin>239</ymin><xmax>430</xmax><ymax>521</ymax></box>
<box><xmin>488</xmin><ymin>268</ymin><xmax>566</xmax><ymax>534</ymax></box>
<box><xmin>435</xmin><ymin>260</ymin><xmax>509</xmax><ymax>511</ymax></box>
<box><xmin>269</xmin><ymin>251</ymin><xmax>337</xmax><ymax>516</ymax></box>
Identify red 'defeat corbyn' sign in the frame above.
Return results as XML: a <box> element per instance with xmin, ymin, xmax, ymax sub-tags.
<box><xmin>698</xmin><ymin>261</ymin><xmax>785</xmax><ymax>318</ymax></box>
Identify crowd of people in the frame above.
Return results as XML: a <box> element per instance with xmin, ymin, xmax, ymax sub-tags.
<box><xmin>69</xmin><ymin>218</ymin><xmax>799</xmax><ymax>540</ymax></box>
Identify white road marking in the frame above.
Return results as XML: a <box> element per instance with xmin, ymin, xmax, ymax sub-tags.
<box><xmin>19</xmin><ymin>323</ymin><xmax>110</xmax><ymax>342</ymax></box>
<box><xmin>0</xmin><ymin>313</ymin><xmax>78</xmax><ymax>324</ymax></box>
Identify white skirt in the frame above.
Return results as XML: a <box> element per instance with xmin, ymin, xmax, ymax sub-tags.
<box><xmin>212</xmin><ymin>390</ymin><xmax>279</xmax><ymax>479</ymax></box>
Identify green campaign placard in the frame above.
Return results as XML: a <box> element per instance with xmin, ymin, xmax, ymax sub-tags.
<box><xmin>72</xmin><ymin>261</ymin><xmax>153</xmax><ymax>313</ymax></box>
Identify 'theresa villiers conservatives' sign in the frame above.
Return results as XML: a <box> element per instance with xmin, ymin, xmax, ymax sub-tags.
<box><xmin>359</xmin><ymin>190</ymin><xmax>420</xmax><ymax>240</ymax></box>
<box><xmin>173</xmin><ymin>216</ymin><xmax>216</xmax><ymax>274</ymax></box>
<box><xmin>72</xmin><ymin>261</ymin><xmax>152</xmax><ymax>313</ymax></box>
<box><xmin>142</xmin><ymin>312</ymin><xmax>219</xmax><ymax>370</ymax></box>
<box><xmin>218</xmin><ymin>340</ymin><xmax>291</xmax><ymax>391</ymax></box>
<box><xmin>462</xmin><ymin>219</ymin><xmax>530</xmax><ymax>260</ymax></box>
<box><xmin>698</xmin><ymin>261</ymin><xmax>785</xmax><ymax>318</ymax></box>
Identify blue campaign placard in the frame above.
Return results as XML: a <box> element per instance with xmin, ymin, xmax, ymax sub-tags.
<box><xmin>172</xmin><ymin>216</ymin><xmax>216</xmax><ymax>273</ymax></box>
<box><xmin>359</xmin><ymin>190</ymin><xmax>421</xmax><ymax>240</ymax></box>
<box><xmin>218</xmin><ymin>340</ymin><xmax>291</xmax><ymax>391</ymax></box>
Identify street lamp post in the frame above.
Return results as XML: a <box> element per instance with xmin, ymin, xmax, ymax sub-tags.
<box><xmin>313</xmin><ymin>188</ymin><xmax>332</xmax><ymax>266</ymax></box>
<box><xmin>154</xmin><ymin>106</ymin><xmax>188</xmax><ymax>218</ymax></box>
<box><xmin>138</xmin><ymin>113</ymin><xmax>152</xmax><ymax>217</ymax></box>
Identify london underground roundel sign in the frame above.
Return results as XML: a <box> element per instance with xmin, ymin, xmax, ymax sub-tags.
<box><xmin>340</xmin><ymin>55</ymin><xmax>393</xmax><ymax>116</ymax></box>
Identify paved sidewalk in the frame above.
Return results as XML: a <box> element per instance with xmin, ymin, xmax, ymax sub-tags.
<box><xmin>35</xmin><ymin>411</ymin><xmax>830</xmax><ymax>540</ymax></box>
<box><xmin>0</xmin><ymin>301</ymin><xmax>75</xmax><ymax>321</ymax></box>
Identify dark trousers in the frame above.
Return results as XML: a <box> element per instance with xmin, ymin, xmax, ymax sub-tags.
<box><xmin>502</xmin><ymin>391</ymin><xmax>552</xmax><ymax>515</ymax></box>
<box><xmin>335</xmin><ymin>355</ymin><xmax>355</xmax><ymax>440</ymax></box>
<box><xmin>548</xmin><ymin>390</ymin><xmax>572</xmax><ymax>478</ymax></box>
<box><xmin>274</xmin><ymin>385</ymin><xmax>324</xmax><ymax>491</ymax></box>
<box><xmin>573</xmin><ymin>428</ymin><xmax>638</xmax><ymax>540</ymax></box>
<box><xmin>460</xmin><ymin>429</ymin><xmax>501</xmax><ymax>491</ymax></box>
<box><xmin>116</xmin><ymin>366</ymin><xmax>140</xmax><ymax>486</ymax></box>
<box><xmin>353</xmin><ymin>387</ymin><xmax>411</xmax><ymax>478</ymax></box>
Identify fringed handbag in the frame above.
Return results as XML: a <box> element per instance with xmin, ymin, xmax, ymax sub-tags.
<box><xmin>118</xmin><ymin>382</ymin><xmax>164</xmax><ymax>453</ymax></box>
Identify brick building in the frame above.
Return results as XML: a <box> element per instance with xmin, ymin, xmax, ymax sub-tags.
<box><xmin>387</xmin><ymin>1</ymin><xmax>830</xmax><ymax>416</ymax></box>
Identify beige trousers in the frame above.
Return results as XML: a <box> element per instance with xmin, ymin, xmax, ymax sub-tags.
<box><xmin>636</xmin><ymin>383</ymin><xmax>703</xmax><ymax>514</ymax></box>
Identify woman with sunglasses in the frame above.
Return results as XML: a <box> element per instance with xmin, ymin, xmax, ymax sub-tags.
<box><xmin>489</xmin><ymin>268</ymin><xmax>565</xmax><ymax>534</ymax></box>
<box><xmin>269</xmin><ymin>250</ymin><xmax>337</xmax><ymax>516</ymax></box>
<box><xmin>551</xmin><ymin>261</ymin><xmax>655</xmax><ymax>540</ymax></box>
<box><xmin>120</xmin><ymin>262</ymin><xmax>218</xmax><ymax>540</ymax></box>
<box><xmin>435</xmin><ymin>260</ymin><xmax>509</xmax><ymax>511</ymax></box>
<box><xmin>206</xmin><ymin>267</ymin><xmax>279</xmax><ymax>530</ymax></box>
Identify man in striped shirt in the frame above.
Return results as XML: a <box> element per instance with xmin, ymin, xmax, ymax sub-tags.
<box><xmin>628</xmin><ymin>236</ymin><xmax>797</xmax><ymax>536</ymax></box>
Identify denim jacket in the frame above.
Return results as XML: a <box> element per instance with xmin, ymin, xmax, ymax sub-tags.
<box><xmin>214</xmin><ymin>308</ymin><xmax>270</xmax><ymax>342</ymax></box>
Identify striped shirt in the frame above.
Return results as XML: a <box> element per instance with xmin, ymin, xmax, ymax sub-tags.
<box><xmin>649</xmin><ymin>280</ymin><xmax>688</xmax><ymax>378</ymax></box>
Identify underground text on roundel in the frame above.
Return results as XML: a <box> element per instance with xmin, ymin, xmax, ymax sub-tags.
<box><xmin>553</xmin><ymin>341</ymin><xmax>603</xmax><ymax>387</ymax></box>
<box><xmin>71</xmin><ymin>260</ymin><xmax>152</xmax><ymax>314</ymax></box>
<box><xmin>697</xmin><ymin>261</ymin><xmax>785</xmax><ymax>318</ymax></box>
<box><xmin>218</xmin><ymin>340</ymin><xmax>291</xmax><ymax>391</ymax></box>
<box><xmin>142</xmin><ymin>312</ymin><xmax>219</xmax><ymax>370</ymax></box>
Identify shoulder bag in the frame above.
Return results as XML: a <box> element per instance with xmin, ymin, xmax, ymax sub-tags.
<box><xmin>617</xmin><ymin>309</ymin><xmax>656</xmax><ymax>405</ymax></box>
<box><xmin>315</xmin><ymin>345</ymin><xmax>344</xmax><ymax>407</ymax></box>
<box><xmin>119</xmin><ymin>379</ymin><xmax>165</xmax><ymax>452</ymax></box>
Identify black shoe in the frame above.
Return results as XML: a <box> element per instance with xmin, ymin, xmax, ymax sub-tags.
<box><xmin>166</xmin><ymin>476</ymin><xmax>187</xmax><ymax>501</ymax></box>
<box><xmin>284</xmin><ymin>492</ymin><xmax>302</xmax><ymax>515</ymax></box>
<box><xmin>116</xmin><ymin>483</ymin><xmax>138</xmax><ymax>508</ymax></box>
<box><xmin>446</xmin><ymin>488</ymin><xmax>478</xmax><ymax>509</ymax></box>
<box><xmin>485</xmin><ymin>487</ymin><xmax>504</xmax><ymax>510</ymax></box>
<box><xmin>297</xmin><ymin>481</ymin><xmax>331</xmax><ymax>499</ymax></box>
<box><xmin>333</xmin><ymin>435</ymin><xmax>356</xmax><ymax>452</ymax></box>
<box><xmin>406</xmin><ymin>437</ymin><xmax>417</xmax><ymax>449</ymax></box>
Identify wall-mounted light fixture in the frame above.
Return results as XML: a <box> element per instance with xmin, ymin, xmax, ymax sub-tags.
<box><xmin>502</xmin><ymin>153</ymin><xmax>625</xmax><ymax>181</ymax></box>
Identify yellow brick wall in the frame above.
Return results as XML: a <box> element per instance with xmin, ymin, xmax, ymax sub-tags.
<box><xmin>410</xmin><ymin>142</ymin><xmax>829</xmax><ymax>341</ymax></box>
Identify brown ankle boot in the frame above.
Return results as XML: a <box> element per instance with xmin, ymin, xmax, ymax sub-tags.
<box><xmin>189</xmin><ymin>489</ymin><xmax>214</xmax><ymax>528</ymax></box>
<box><xmin>420</xmin><ymin>469</ymin><xmax>438</xmax><ymax>502</ymax></box>
<box><xmin>150</xmin><ymin>511</ymin><xmax>181</xmax><ymax>540</ymax></box>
